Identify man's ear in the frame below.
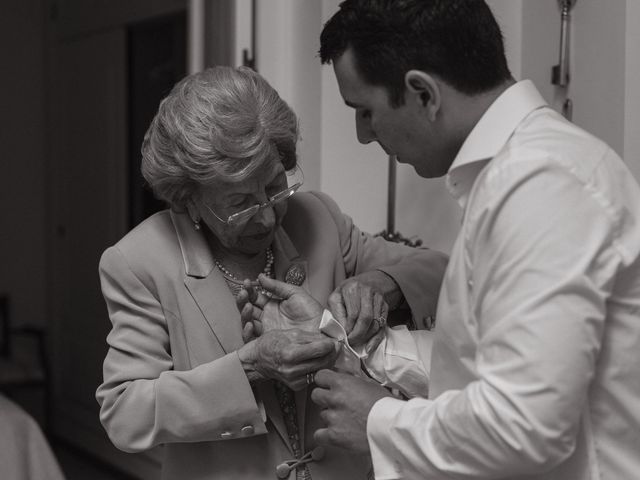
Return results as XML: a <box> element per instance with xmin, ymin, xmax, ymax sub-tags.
<box><xmin>405</xmin><ymin>70</ymin><xmax>440</xmax><ymax>121</ymax></box>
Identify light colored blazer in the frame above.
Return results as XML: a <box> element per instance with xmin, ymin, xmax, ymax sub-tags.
<box><xmin>96</xmin><ymin>191</ymin><xmax>447</xmax><ymax>480</ymax></box>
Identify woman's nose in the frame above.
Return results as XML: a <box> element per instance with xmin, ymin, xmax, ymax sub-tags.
<box><xmin>254</xmin><ymin>202</ymin><xmax>276</xmax><ymax>227</ymax></box>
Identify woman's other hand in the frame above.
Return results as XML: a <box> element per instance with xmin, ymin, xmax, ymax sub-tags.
<box><xmin>237</xmin><ymin>275</ymin><xmax>324</xmax><ymax>333</ymax></box>
<box><xmin>238</xmin><ymin>329</ymin><xmax>338</xmax><ymax>390</ymax></box>
<box><xmin>328</xmin><ymin>271</ymin><xmax>401</xmax><ymax>351</ymax></box>
<box><xmin>237</xmin><ymin>289</ymin><xmax>264</xmax><ymax>343</ymax></box>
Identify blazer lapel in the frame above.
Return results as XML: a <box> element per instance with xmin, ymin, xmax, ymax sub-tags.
<box><xmin>273</xmin><ymin>229</ymin><xmax>314</xmax><ymax>453</ymax></box>
<box><xmin>256</xmin><ymin>382</ymin><xmax>293</xmax><ymax>455</ymax></box>
<box><xmin>295</xmin><ymin>388</ymin><xmax>308</xmax><ymax>453</ymax></box>
<box><xmin>173</xmin><ymin>214</ymin><xmax>312</xmax><ymax>452</ymax></box>
<box><xmin>184</xmin><ymin>275</ymin><xmax>243</xmax><ymax>353</ymax></box>
<box><xmin>172</xmin><ymin>210</ymin><xmax>243</xmax><ymax>353</ymax></box>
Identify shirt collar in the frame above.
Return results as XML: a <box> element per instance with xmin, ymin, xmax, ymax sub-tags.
<box><xmin>446</xmin><ymin>80</ymin><xmax>548</xmax><ymax>208</ymax></box>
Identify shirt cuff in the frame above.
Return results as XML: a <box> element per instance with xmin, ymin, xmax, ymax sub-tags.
<box><xmin>365</xmin><ymin>327</ymin><xmax>432</xmax><ymax>399</ymax></box>
<box><xmin>367</xmin><ymin>396</ymin><xmax>408</xmax><ymax>479</ymax></box>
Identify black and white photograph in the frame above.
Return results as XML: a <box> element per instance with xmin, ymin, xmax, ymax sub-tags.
<box><xmin>1</xmin><ymin>1</ymin><xmax>639</xmax><ymax>479</ymax></box>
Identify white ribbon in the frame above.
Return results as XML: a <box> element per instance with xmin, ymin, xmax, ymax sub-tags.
<box><xmin>319</xmin><ymin>309</ymin><xmax>368</xmax><ymax>378</ymax></box>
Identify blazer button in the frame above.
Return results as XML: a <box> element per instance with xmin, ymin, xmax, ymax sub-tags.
<box><xmin>221</xmin><ymin>431</ymin><xmax>234</xmax><ymax>439</ymax></box>
<box><xmin>241</xmin><ymin>425</ymin><xmax>254</xmax><ymax>436</ymax></box>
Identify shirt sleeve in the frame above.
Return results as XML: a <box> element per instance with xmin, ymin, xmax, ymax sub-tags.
<box><xmin>319</xmin><ymin>310</ymin><xmax>432</xmax><ymax>399</ymax></box>
<box><xmin>366</xmin><ymin>162</ymin><xmax>621</xmax><ymax>478</ymax></box>
<box><xmin>363</xmin><ymin>328</ymin><xmax>432</xmax><ymax>399</ymax></box>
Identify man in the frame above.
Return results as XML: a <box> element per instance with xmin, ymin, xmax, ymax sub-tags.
<box><xmin>307</xmin><ymin>0</ymin><xmax>640</xmax><ymax>479</ymax></box>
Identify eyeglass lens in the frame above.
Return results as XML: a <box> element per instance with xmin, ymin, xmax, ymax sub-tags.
<box><xmin>226</xmin><ymin>168</ymin><xmax>303</xmax><ymax>225</ymax></box>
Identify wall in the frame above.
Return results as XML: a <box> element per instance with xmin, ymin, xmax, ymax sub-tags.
<box><xmin>319</xmin><ymin>1</ymin><xmax>390</xmax><ymax>236</ymax></box>
<box><xmin>625</xmin><ymin>0</ymin><xmax>640</xmax><ymax>181</ymax></box>
<box><xmin>0</xmin><ymin>0</ymin><xmax>47</xmax><ymax>328</ymax></box>
<box><xmin>256</xmin><ymin>0</ymin><xmax>323</xmax><ymax>192</ymax></box>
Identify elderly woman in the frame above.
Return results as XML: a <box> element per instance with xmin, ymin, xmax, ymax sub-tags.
<box><xmin>96</xmin><ymin>66</ymin><xmax>446</xmax><ymax>480</ymax></box>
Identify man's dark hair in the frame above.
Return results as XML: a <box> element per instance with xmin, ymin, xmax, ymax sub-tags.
<box><xmin>319</xmin><ymin>0</ymin><xmax>512</xmax><ymax>106</ymax></box>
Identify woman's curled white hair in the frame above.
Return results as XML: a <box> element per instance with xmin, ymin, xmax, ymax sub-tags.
<box><xmin>141</xmin><ymin>66</ymin><xmax>299</xmax><ymax>210</ymax></box>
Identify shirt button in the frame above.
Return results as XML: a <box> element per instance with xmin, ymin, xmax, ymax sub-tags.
<box><xmin>221</xmin><ymin>431</ymin><xmax>234</xmax><ymax>439</ymax></box>
<box><xmin>241</xmin><ymin>425</ymin><xmax>254</xmax><ymax>436</ymax></box>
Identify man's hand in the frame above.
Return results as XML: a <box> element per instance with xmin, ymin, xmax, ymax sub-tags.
<box><xmin>311</xmin><ymin>369</ymin><xmax>393</xmax><ymax>454</ymax></box>
<box><xmin>238</xmin><ymin>330</ymin><xmax>338</xmax><ymax>390</ymax></box>
<box><xmin>237</xmin><ymin>274</ymin><xmax>324</xmax><ymax>333</ymax></box>
<box><xmin>328</xmin><ymin>271</ymin><xmax>402</xmax><ymax>350</ymax></box>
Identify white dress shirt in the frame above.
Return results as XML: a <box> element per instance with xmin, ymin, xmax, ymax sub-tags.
<box><xmin>320</xmin><ymin>309</ymin><xmax>432</xmax><ymax>399</ymax></box>
<box><xmin>367</xmin><ymin>80</ymin><xmax>640</xmax><ymax>479</ymax></box>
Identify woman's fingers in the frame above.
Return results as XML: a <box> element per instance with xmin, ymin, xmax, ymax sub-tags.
<box><xmin>328</xmin><ymin>290</ymin><xmax>348</xmax><ymax>327</ymax></box>
<box><xmin>257</xmin><ymin>274</ymin><xmax>301</xmax><ymax>300</ymax></box>
<box><xmin>241</xmin><ymin>321</ymin><xmax>255</xmax><ymax>343</ymax></box>
<box><xmin>254</xmin><ymin>330</ymin><xmax>338</xmax><ymax>390</ymax></box>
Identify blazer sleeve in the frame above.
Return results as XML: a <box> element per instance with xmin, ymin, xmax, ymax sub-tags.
<box><xmin>308</xmin><ymin>191</ymin><xmax>448</xmax><ymax>325</ymax></box>
<box><xmin>96</xmin><ymin>246</ymin><xmax>266</xmax><ymax>453</ymax></box>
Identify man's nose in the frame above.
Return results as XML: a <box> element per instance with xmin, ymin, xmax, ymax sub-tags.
<box><xmin>356</xmin><ymin>114</ymin><xmax>375</xmax><ymax>144</ymax></box>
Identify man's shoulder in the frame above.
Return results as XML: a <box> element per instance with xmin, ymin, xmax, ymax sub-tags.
<box><xmin>485</xmin><ymin>108</ymin><xmax>615</xmax><ymax>192</ymax></box>
<box><xmin>510</xmin><ymin>108</ymin><xmax>611</xmax><ymax>169</ymax></box>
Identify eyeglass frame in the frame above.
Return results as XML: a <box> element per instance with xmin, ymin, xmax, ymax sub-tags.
<box><xmin>203</xmin><ymin>165</ymin><xmax>304</xmax><ymax>226</ymax></box>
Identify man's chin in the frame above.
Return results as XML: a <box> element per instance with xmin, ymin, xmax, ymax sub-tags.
<box><xmin>380</xmin><ymin>144</ymin><xmax>393</xmax><ymax>156</ymax></box>
<box><xmin>395</xmin><ymin>155</ymin><xmax>433</xmax><ymax>178</ymax></box>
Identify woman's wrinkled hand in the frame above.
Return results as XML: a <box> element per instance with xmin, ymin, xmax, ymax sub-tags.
<box><xmin>328</xmin><ymin>277</ymin><xmax>390</xmax><ymax>352</ymax></box>
<box><xmin>239</xmin><ymin>329</ymin><xmax>339</xmax><ymax>390</ymax></box>
<box><xmin>237</xmin><ymin>275</ymin><xmax>324</xmax><ymax>334</ymax></box>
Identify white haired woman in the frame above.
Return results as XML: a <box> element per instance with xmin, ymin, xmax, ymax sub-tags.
<box><xmin>96</xmin><ymin>66</ymin><xmax>446</xmax><ymax>480</ymax></box>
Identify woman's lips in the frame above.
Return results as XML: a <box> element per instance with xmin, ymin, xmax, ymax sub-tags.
<box><xmin>246</xmin><ymin>231</ymin><xmax>271</xmax><ymax>241</ymax></box>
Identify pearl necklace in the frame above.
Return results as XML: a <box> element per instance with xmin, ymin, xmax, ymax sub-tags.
<box><xmin>214</xmin><ymin>248</ymin><xmax>274</xmax><ymax>297</ymax></box>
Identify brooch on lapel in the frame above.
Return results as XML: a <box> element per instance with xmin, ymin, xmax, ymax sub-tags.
<box><xmin>284</xmin><ymin>263</ymin><xmax>306</xmax><ymax>286</ymax></box>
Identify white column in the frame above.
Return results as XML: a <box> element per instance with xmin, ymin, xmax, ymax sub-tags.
<box><xmin>257</xmin><ymin>0</ymin><xmax>323</xmax><ymax>192</ymax></box>
<box><xmin>187</xmin><ymin>0</ymin><xmax>205</xmax><ymax>74</ymax></box>
<box><xmin>234</xmin><ymin>0</ymin><xmax>254</xmax><ymax>68</ymax></box>
<box><xmin>625</xmin><ymin>0</ymin><xmax>640</xmax><ymax>180</ymax></box>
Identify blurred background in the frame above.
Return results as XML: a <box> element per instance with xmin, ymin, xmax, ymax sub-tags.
<box><xmin>1</xmin><ymin>0</ymin><xmax>639</xmax><ymax>478</ymax></box>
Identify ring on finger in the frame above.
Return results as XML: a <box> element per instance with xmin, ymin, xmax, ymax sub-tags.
<box><xmin>306</xmin><ymin>372</ymin><xmax>315</xmax><ymax>386</ymax></box>
<box><xmin>375</xmin><ymin>315</ymin><xmax>387</xmax><ymax>329</ymax></box>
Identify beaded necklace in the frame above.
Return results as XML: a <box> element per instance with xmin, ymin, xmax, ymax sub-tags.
<box><xmin>214</xmin><ymin>247</ymin><xmax>274</xmax><ymax>297</ymax></box>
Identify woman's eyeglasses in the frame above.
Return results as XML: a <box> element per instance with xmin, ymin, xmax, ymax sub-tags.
<box><xmin>205</xmin><ymin>166</ymin><xmax>304</xmax><ymax>226</ymax></box>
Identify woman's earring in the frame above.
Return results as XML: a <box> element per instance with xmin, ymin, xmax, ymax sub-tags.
<box><xmin>194</xmin><ymin>219</ymin><xmax>201</xmax><ymax>230</ymax></box>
